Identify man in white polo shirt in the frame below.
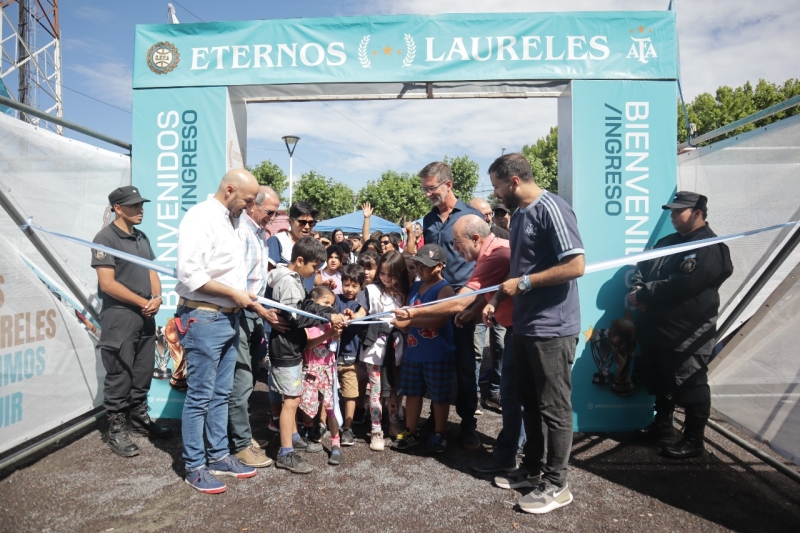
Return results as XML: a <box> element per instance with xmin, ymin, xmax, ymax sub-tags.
<box><xmin>175</xmin><ymin>168</ymin><xmax>265</xmax><ymax>494</ymax></box>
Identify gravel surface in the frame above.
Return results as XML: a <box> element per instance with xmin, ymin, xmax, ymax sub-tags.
<box><xmin>2</xmin><ymin>376</ymin><xmax>799</xmax><ymax>533</ymax></box>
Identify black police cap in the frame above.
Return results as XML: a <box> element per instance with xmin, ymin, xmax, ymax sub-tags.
<box><xmin>109</xmin><ymin>186</ymin><xmax>150</xmax><ymax>206</ymax></box>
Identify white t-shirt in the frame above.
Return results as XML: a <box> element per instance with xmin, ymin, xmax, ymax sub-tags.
<box><xmin>359</xmin><ymin>284</ymin><xmax>403</xmax><ymax>366</ymax></box>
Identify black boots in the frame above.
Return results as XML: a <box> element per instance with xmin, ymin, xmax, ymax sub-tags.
<box><xmin>661</xmin><ymin>435</ymin><xmax>705</xmax><ymax>459</ymax></box>
<box><xmin>662</xmin><ymin>407</ymin><xmax>707</xmax><ymax>459</ymax></box>
<box><xmin>106</xmin><ymin>412</ymin><xmax>139</xmax><ymax>457</ymax></box>
<box><xmin>129</xmin><ymin>402</ymin><xmax>173</xmax><ymax>439</ymax></box>
<box><xmin>637</xmin><ymin>395</ymin><xmax>679</xmax><ymax>440</ymax></box>
<box><xmin>637</xmin><ymin>419</ymin><xmax>680</xmax><ymax>441</ymax></box>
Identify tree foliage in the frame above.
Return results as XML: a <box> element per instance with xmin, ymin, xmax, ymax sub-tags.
<box><xmin>678</xmin><ymin>78</ymin><xmax>800</xmax><ymax>144</ymax></box>
<box><xmin>294</xmin><ymin>170</ymin><xmax>355</xmax><ymax>219</ymax></box>
<box><xmin>357</xmin><ymin>170</ymin><xmax>429</xmax><ymax>226</ymax></box>
<box><xmin>247</xmin><ymin>159</ymin><xmax>288</xmax><ymax>203</ymax></box>
<box><xmin>521</xmin><ymin>126</ymin><xmax>558</xmax><ymax>193</ymax></box>
<box><xmin>443</xmin><ymin>155</ymin><xmax>480</xmax><ymax>202</ymax></box>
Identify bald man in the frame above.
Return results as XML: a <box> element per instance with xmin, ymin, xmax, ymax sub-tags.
<box><xmin>469</xmin><ymin>197</ymin><xmax>509</xmax><ymax>239</ymax></box>
<box><xmin>176</xmin><ymin>168</ymin><xmax>272</xmax><ymax>493</ymax></box>
<box><xmin>394</xmin><ymin>214</ymin><xmax>517</xmax><ymax>455</ymax></box>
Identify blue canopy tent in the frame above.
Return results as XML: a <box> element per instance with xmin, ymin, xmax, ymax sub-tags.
<box><xmin>314</xmin><ymin>211</ymin><xmax>401</xmax><ymax>235</ymax></box>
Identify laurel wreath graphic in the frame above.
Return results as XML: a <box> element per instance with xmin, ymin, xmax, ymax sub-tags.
<box><xmin>403</xmin><ymin>34</ymin><xmax>416</xmax><ymax>67</ymax></box>
<box><xmin>358</xmin><ymin>35</ymin><xmax>371</xmax><ymax>69</ymax></box>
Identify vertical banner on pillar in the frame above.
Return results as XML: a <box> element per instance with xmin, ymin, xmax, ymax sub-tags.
<box><xmin>131</xmin><ymin>86</ymin><xmax>230</xmax><ymax>418</ymax></box>
<box><xmin>566</xmin><ymin>80</ymin><xmax>677</xmax><ymax>431</ymax></box>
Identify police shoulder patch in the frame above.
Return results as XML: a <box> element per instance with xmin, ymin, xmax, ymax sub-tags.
<box><xmin>680</xmin><ymin>257</ymin><xmax>697</xmax><ymax>273</ymax></box>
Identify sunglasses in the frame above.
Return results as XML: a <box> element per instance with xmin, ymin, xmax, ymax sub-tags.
<box><xmin>263</xmin><ymin>209</ymin><xmax>277</xmax><ymax>217</ymax></box>
<box><xmin>294</xmin><ymin>219</ymin><xmax>317</xmax><ymax>227</ymax></box>
<box><xmin>380</xmin><ymin>240</ymin><xmax>391</xmax><ymax>245</ymax></box>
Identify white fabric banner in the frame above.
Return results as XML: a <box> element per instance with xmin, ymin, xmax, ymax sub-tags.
<box><xmin>0</xmin><ymin>233</ymin><xmax>101</xmax><ymax>454</ymax></box>
<box><xmin>0</xmin><ymin>112</ymin><xmax>130</xmax><ymax>305</ymax></box>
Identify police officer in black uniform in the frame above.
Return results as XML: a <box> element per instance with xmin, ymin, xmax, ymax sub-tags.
<box><xmin>630</xmin><ymin>191</ymin><xmax>733</xmax><ymax>459</ymax></box>
<box><xmin>92</xmin><ymin>186</ymin><xmax>171</xmax><ymax>457</ymax></box>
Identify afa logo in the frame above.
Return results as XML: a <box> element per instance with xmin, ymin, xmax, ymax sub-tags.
<box><xmin>147</xmin><ymin>41</ymin><xmax>180</xmax><ymax>74</ymax></box>
<box><xmin>627</xmin><ymin>37</ymin><xmax>658</xmax><ymax>64</ymax></box>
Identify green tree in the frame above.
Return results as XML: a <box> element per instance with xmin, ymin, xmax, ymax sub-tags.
<box><xmin>521</xmin><ymin>126</ymin><xmax>558</xmax><ymax>193</ymax></box>
<box><xmin>294</xmin><ymin>170</ymin><xmax>354</xmax><ymax>219</ymax></box>
<box><xmin>247</xmin><ymin>159</ymin><xmax>288</xmax><ymax>203</ymax></box>
<box><xmin>677</xmin><ymin>78</ymin><xmax>800</xmax><ymax>144</ymax></box>
<box><xmin>443</xmin><ymin>155</ymin><xmax>479</xmax><ymax>201</ymax></box>
<box><xmin>357</xmin><ymin>170</ymin><xmax>429</xmax><ymax>226</ymax></box>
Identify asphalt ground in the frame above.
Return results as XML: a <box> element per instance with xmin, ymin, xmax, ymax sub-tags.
<box><xmin>2</xmin><ymin>375</ymin><xmax>799</xmax><ymax>533</ymax></box>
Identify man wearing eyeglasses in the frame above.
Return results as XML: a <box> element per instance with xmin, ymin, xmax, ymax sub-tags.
<box><xmin>419</xmin><ymin>161</ymin><xmax>483</xmax><ymax>451</ymax></box>
<box><xmin>266</xmin><ymin>201</ymin><xmax>319</xmax><ymax>293</ymax></box>
<box><xmin>470</xmin><ymin>197</ymin><xmax>509</xmax><ymax>240</ymax></box>
<box><xmin>227</xmin><ymin>186</ymin><xmax>281</xmax><ymax>468</ymax></box>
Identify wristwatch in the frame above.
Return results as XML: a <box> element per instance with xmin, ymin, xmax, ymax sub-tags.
<box><xmin>517</xmin><ymin>275</ymin><xmax>530</xmax><ymax>292</ymax></box>
<box><xmin>152</xmin><ymin>295</ymin><xmax>163</xmax><ymax>301</ymax></box>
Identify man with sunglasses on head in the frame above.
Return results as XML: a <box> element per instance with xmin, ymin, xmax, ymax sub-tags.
<box><xmin>266</xmin><ymin>201</ymin><xmax>319</xmax><ymax>292</ymax></box>
<box><xmin>227</xmin><ymin>186</ymin><xmax>281</xmax><ymax>469</ymax></box>
<box><xmin>418</xmin><ymin>161</ymin><xmax>483</xmax><ymax>451</ymax></box>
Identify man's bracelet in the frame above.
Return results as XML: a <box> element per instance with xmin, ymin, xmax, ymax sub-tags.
<box><xmin>151</xmin><ymin>295</ymin><xmax>163</xmax><ymax>301</ymax></box>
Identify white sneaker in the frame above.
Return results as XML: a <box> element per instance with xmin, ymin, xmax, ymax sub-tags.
<box><xmin>370</xmin><ymin>430</ymin><xmax>385</xmax><ymax>451</ymax></box>
<box><xmin>519</xmin><ymin>482</ymin><xmax>573</xmax><ymax>514</ymax></box>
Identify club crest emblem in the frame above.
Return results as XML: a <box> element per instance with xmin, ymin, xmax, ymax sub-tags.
<box><xmin>94</xmin><ymin>250</ymin><xmax>106</xmax><ymax>260</ymax></box>
<box><xmin>428</xmin><ymin>250</ymin><xmax>435</xmax><ymax>257</ymax></box>
<box><xmin>147</xmin><ymin>42</ymin><xmax>180</xmax><ymax>75</ymax></box>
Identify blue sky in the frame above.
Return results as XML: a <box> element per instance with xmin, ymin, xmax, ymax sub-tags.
<box><xmin>6</xmin><ymin>0</ymin><xmax>798</xmax><ymax>200</ymax></box>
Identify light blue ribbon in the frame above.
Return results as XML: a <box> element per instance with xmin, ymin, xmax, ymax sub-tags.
<box><xmin>355</xmin><ymin>220</ymin><xmax>798</xmax><ymax>322</ymax></box>
<box><xmin>23</xmin><ymin>219</ymin><xmax>329</xmax><ymax>322</ymax></box>
<box><xmin>22</xmin><ymin>218</ymin><xmax>797</xmax><ymax>325</ymax></box>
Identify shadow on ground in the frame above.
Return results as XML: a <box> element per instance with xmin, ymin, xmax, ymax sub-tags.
<box><xmin>1</xmin><ymin>371</ymin><xmax>799</xmax><ymax>532</ymax></box>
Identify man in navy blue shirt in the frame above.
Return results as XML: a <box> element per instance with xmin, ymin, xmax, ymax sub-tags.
<box><xmin>483</xmin><ymin>153</ymin><xmax>585</xmax><ymax>515</ymax></box>
<box><xmin>419</xmin><ymin>161</ymin><xmax>483</xmax><ymax>450</ymax></box>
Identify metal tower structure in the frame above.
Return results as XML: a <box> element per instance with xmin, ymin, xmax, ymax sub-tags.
<box><xmin>0</xmin><ymin>0</ymin><xmax>62</xmax><ymax>133</ymax></box>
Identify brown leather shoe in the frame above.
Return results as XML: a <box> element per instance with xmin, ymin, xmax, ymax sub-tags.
<box><xmin>236</xmin><ymin>445</ymin><xmax>274</xmax><ymax>467</ymax></box>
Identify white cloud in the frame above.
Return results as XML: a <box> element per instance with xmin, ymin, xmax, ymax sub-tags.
<box><xmin>72</xmin><ymin>3</ymin><xmax>115</xmax><ymax>25</ymax></box>
<box><xmin>248</xmin><ymin>97</ymin><xmax>556</xmax><ymax>193</ymax></box>
<box><xmin>247</xmin><ymin>0</ymin><xmax>799</xmax><ymax>196</ymax></box>
<box><xmin>364</xmin><ymin>0</ymin><xmax>799</xmax><ymax>99</ymax></box>
<box><xmin>70</xmin><ymin>62</ymin><xmax>133</xmax><ymax>109</ymax></box>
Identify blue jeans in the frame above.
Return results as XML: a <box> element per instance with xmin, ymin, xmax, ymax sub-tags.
<box><xmin>474</xmin><ymin>321</ymin><xmax>505</xmax><ymax>396</ymax></box>
<box><xmin>178</xmin><ymin>306</ymin><xmax>240</xmax><ymax>472</ymax></box>
<box><xmin>492</xmin><ymin>328</ymin><xmax>527</xmax><ymax>464</ymax></box>
<box><xmin>454</xmin><ymin>320</ymin><xmax>477</xmax><ymax>432</ymax></box>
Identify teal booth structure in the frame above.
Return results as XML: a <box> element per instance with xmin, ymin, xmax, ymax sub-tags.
<box><xmin>131</xmin><ymin>11</ymin><xmax>678</xmax><ymax>429</ymax></box>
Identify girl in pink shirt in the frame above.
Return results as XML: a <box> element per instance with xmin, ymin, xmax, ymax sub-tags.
<box><xmin>299</xmin><ymin>287</ymin><xmax>344</xmax><ymax>465</ymax></box>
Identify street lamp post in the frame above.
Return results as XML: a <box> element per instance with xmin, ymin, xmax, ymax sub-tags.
<box><xmin>282</xmin><ymin>135</ymin><xmax>301</xmax><ymax>207</ymax></box>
